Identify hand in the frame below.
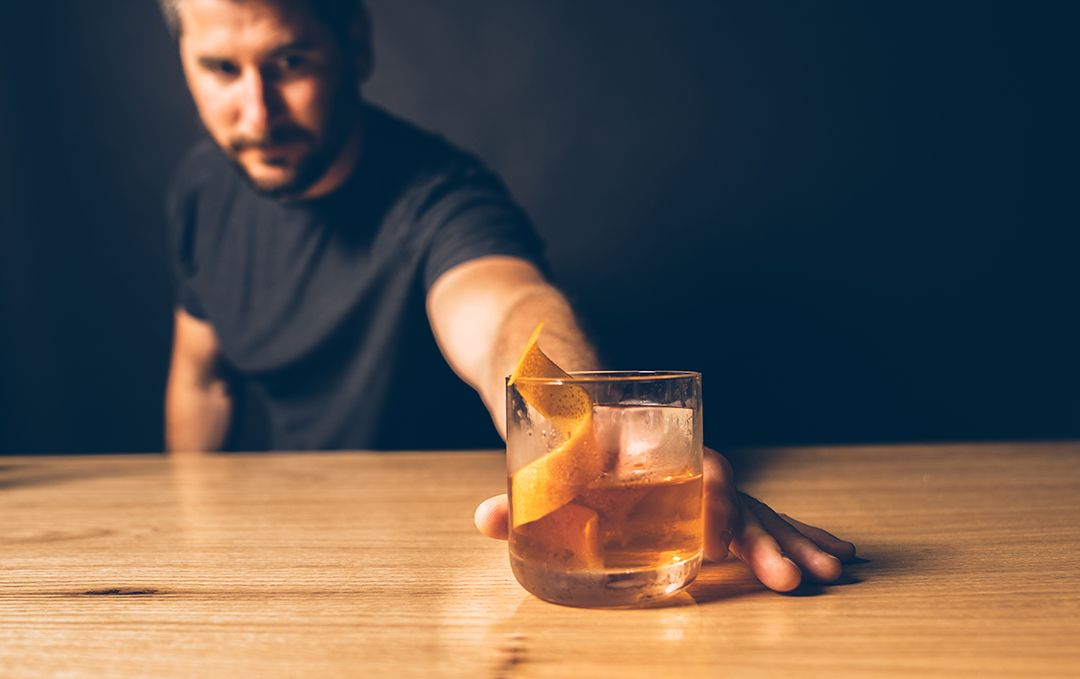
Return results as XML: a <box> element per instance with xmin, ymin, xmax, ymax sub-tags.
<box><xmin>473</xmin><ymin>447</ymin><xmax>857</xmax><ymax>592</ymax></box>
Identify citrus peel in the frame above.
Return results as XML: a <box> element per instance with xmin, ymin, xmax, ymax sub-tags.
<box><xmin>508</xmin><ymin>322</ymin><xmax>591</xmax><ymax>423</ymax></box>
<box><xmin>509</xmin><ymin>322</ymin><xmax>603</xmax><ymax>527</ymax></box>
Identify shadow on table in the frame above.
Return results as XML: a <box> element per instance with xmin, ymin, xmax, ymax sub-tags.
<box><xmin>688</xmin><ymin>546</ymin><xmax>919</xmax><ymax>602</ymax></box>
<box><xmin>811</xmin><ymin>542</ymin><xmax>934</xmax><ymax>590</ymax></box>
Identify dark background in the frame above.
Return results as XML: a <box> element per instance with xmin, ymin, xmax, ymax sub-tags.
<box><xmin>1</xmin><ymin>1</ymin><xmax>1075</xmax><ymax>454</ymax></box>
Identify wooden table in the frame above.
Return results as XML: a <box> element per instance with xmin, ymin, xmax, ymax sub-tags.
<box><xmin>2</xmin><ymin>443</ymin><xmax>1078</xmax><ymax>677</ymax></box>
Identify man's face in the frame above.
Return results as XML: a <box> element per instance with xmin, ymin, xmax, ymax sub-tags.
<box><xmin>178</xmin><ymin>0</ymin><xmax>361</xmax><ymax>199</ymax></box>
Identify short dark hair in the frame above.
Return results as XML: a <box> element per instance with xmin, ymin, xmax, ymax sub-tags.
<box><xmin>157</xmin><ymin>0</ymin><xmax>366</xmax><ymax>41</ymax></box>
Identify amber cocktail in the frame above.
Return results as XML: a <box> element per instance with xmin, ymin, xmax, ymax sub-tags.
<box><xmin>506</xmin><ymin>370</ymin><xmax>703</xmax><ymax>607</ymax></box>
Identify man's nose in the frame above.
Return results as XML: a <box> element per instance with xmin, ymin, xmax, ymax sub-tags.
<box><xmin>237</xmin><ymin>70</ymin><xmax>274</xmax><ymax>138</ymax></box>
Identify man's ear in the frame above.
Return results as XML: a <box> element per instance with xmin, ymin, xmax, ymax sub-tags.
<box><xmin>349</xmin><ymin>3</ymin><xmax>375</xmax><ymax>85</ymax></box>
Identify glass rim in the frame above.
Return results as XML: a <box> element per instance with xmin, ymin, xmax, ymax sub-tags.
<box><xmin>508</xmin><ymin>370</ymin><xmax>701</xmax><ymax>385</ymax></box>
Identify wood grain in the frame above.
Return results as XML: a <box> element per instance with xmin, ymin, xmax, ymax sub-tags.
<box><xmin>2</xmin><ymin>443</ymin><xmax>1078</xmax><ymax>678</ymax></box>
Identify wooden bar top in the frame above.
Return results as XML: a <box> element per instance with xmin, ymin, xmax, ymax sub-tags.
<box><xmin>2</xmin><ymin>443</ymin><xmax>1078</xmax><ymax>677</ymax></box>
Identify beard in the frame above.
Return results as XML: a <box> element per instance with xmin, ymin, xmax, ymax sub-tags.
<box><xmin>222</xmin><ymin>81</ymin><xmax>361</xmax><ymax>201</ymax></box>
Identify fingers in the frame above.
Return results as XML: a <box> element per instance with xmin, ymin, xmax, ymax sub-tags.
<box><xmin>702</xmin><ymin>448</ymin><xmax>736</xmax><ymax>561</ymax></box>
<box><xmin>474</xmin><ymin>494</ymin><xmax>509</xmax><ymax>540</ymax></box>
<box><xmin>741</xmin><ymin>494</ymin><xmax>842</xmax><ymax>584</ymax></box>
<box><xmin>729</xmin><ymin>496</ymin><xmax>803</xmax><ymax>592</ymax></box>
<box><xmin>779</xmin><ymin>513</ymin><xmax>858</xmax><ymax>562</ymax></box>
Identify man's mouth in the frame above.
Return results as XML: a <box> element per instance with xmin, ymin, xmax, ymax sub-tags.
<box><xmin>237</xmin><ymin>140</ymin><xmax>310</xmax><ymax>169</ymax></box>
<box><xmin>232</xmin><ymin>128</ymin><xmax>313</xmax><ymax>158</ymax></box>
<box><xmin>250</xmin><ymin>142</ymin><xmax>300</xmax><ymax>157</ymax></box>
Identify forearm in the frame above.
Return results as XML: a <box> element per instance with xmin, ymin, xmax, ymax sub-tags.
<box><xmin>482</xmin><ymin>289</ymin><xmax>600</xmax><ymax>438</ymax></box>
<box><xmin>165</xmin><ymin>377</ymin><xmax>232</xmax><ymax>452</ymax></box>
<box><xmin>427</xmin><ymin>257</ymin><xmax>601</xmax><ymax>440</ymax></box>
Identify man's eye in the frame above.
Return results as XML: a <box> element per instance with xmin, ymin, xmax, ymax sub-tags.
<box><xmin>204</xmin><ymin>60</ymin><xmax>239</xmax><ymax>77</ymax></box>
<box><xmin>278</xmin><ymin>54</ymin><xmax>308</xmax><ymax>72</ymax></box>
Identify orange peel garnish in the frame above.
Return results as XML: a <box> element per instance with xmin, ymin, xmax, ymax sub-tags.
<box><xmin>508</xmin><ymin>323</ymin><xmax>591</xmax><ymax>423</ymax></box>
<box><xmin>509</xmin><ymin>323</ymin><xmax>604</xmax><ymax>527</ymax></box>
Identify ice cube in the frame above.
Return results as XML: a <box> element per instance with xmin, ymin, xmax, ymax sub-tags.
<box><xmin>593</xmin><ymin>404</ymin><xmax>695</xmax><ymax>481</ymax></box>
<box><xmin>590</xmin><ymin>405</ymin><xmax>623</xmax><ymax>472</ymax></box>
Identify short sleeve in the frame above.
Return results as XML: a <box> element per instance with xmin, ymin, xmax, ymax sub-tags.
<box><xmin>420</xmin><ymin>162</ymin><xmax>548</xmax><ymax>290</ymax></box>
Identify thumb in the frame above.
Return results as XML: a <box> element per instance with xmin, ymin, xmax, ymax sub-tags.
<box><xmin>704</xmin><ymin>448</ymin><xmax>737</xmax><ymax>561</ymax></box>
<box><xmin>474</xmin><ymin>494</ymin><xmax>509</xmax><ymax>540</ymax></box>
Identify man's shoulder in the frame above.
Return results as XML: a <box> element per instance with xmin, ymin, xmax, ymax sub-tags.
<box><xmin>365</xmin><ymin>105</ymin><xmax>493</xmax><ymax>191</ymax></box>
<box><xmin>362</xmin><ymin>107</ymin><xmax>543</xmax><ymax>288</ymax></box>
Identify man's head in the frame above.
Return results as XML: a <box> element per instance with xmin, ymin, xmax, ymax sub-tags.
<box><xmin>163</xmin><ymin>0</ymin><xmax>373</xmax><ymax>199</ymax></box>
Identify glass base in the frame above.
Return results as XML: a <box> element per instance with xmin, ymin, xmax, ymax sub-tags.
<box><xmin>510</xmin><ymin>553</ymin><xmax>702</xmax><ymax>608</ymax></box>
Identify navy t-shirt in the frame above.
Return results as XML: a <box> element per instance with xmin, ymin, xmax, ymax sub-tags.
<box><xmin>167</xmin><ymin>105</ymin><xmax>545</xmax><ymax>450</ymax></box>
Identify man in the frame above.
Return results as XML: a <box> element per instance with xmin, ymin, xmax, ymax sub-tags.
<box><xmin>162</xmin><ymin>0</ymin><xmax>856</xmax><ymax>593</ymax></box>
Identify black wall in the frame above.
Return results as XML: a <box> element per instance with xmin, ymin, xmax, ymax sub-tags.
<box><xmin>1</xmin><ymin>1</ymin><xmax>1074</xmax><ymax>453</ymax></box>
